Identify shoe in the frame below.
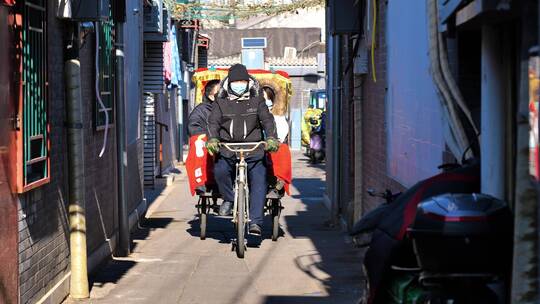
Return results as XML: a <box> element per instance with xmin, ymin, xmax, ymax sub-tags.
<box><xmin>219</xmin><ymin>201</ymin><xmax>233</xmax><ymax>216</ymax></box>
<box><xmin>249</xmin><ymin>224</ymin><xmax>262</xmax><ymax>236</ymax></box>
<box><xmin>275</xmin><ymin>179</ymin><xmax>285</xmax><ymax>191</ymax></box>
<box><xmin>195</xmin><ymin>186</ymin><xmax>207</xmax><ymax>195</ymax></box>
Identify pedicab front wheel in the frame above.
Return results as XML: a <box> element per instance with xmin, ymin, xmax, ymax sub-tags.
<box><xmin>236</xmin><ymin>182</ymin><xmax>246</xmax><ymax>258</ymax></box>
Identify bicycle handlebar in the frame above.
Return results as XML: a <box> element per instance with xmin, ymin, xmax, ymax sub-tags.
<box><xmin>220</xmin><ymin>142</ymin><xmax>267</xmax><ymax>153</ymax></box>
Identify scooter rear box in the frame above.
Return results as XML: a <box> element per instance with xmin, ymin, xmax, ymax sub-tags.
<box><xmin>408</xmin><ymin>193</ymin><xmax>511</xmax><ymax>274</ymax></box>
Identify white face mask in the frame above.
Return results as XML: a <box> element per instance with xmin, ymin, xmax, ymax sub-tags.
<box><xmin>265</xmin><ymin>99</ymin><xmax>273</xmax><ymax>109</ymax></box>
<box><xmin>230</xmin><ymin>82</ymin><xmax>248</xmax><ymax>95</ymax></box>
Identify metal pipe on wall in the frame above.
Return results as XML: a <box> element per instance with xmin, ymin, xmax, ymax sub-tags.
<box><xmin>341</xmin><ymin>34</ymin><xmax>353</xmax><ymax>227</ymax></box>
<box><xmin>332</xmin><ymin>34</ymin><xmax>342</xmax><ymax>221</ymax></box>
<box><xmin>65</xmin><ymin>24</ymin><xmax>89</xmax><ymax>299</ymax></box>
<box><xmin>115</xmin><ymin>20</ymin><xmax>130</xmax><ymax>257</ymax></box>
<box><xmin>177</xmin><ymin>87</ymin><xmax>184</xmax><ymax>163</ymax></box>
<box><xmin>480</xmin><ymin>25</ymin><xmax>506</xmax><ymax>199</ymax></box>
<box><xmin>324</xmin><ymin>30</ymin><xmax>333</xmax><ymax>211</ymax></box>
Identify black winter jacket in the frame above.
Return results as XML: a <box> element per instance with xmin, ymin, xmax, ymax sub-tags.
<box><xmin>208</xmin><ymin>77</ymin><xmax>277</xmax><ymax>157</ymax></box>
<box><xmin>188</xmin><ymin>96</ymin><xmax>213</xmax><ymax>137</ymax></box>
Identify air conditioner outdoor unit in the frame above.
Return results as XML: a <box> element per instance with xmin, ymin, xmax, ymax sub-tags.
<box><xmin>284</xmin><ymin>47</ymin><xmax>297</xmax><ymax>60</ymax></box>
<box><xmin>144</xmin><ymin>0</ymin><xmax>163</xmax><ymax>33</ymax></box>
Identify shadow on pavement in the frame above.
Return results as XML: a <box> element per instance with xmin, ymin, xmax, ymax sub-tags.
<box><xmin>278</xmin><ymin>176</ymin><xmax>365</xmax><ymax>304</ymax></box>
<box><xmin>186</xmin><ymin>214</ymin><xmax>282</xmax><ymax>248</ymax></box>
<box><xmin>186</xmin><ymin>216</ymin><xmax>234</xmax><ymax>244</ymax></box>
<box><xmin>296</xmin><ymin>155</ymin><xmax>326</xmax><ymax>172</ymax></box>
<box><xmin>89</xmin><ymin>259</ymin><xmax>137</xmax><ymax>289</ymax></box>
<box><xmin>130</xmin><ymin>217</ymin><xmax>174</xmax><ymax>252</ymax></box>
<box><xmin>88</xmin><ymin>217</ymin><xmax>174</xmax><ymax>291</ymax></box>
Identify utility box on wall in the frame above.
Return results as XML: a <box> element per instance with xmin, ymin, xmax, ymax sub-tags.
<box><xmin>57</xmin><ymin>0</ymin><xmax>111</xmax><ymax>20</ymax></box>
<box><xmin>327</xmin><ymin>0</ymin><xmax>362</xmax><ymax>34</ymax></box>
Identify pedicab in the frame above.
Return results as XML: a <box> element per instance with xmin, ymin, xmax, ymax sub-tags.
<box><xmin>301</xmin><ymin>89</ymin><xmax>327</xmax><ymax>147</ymax></box>
<box><xmin>186</xmin><ymin>67</ymin><xmax>293</xmax><ymax>257</ymax></box>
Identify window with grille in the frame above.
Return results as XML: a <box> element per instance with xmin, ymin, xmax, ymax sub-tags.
<box><xmin>18</xmin><ymin>0</ymin><xmax>49</xmax><ymax>192</ymax></box>
<box><xmin>95</xmin><ymin>15</ymin><xmax>115</xmax><ymax>129</ymax></box>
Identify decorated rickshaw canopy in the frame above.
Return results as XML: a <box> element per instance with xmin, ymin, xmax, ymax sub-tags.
<box><xmin>192</xmin><ymin>68</ymin><xmax>293</xmax><ymax>116</ymax></box>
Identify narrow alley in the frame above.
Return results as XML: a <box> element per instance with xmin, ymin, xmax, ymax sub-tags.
<box><xmin>3</xmin><ymin>1</ymin><xmax>540</xmax><ymax>303</ymax></box>
<box><xmin>72</xmin><ymin>153</ymin><xmax>363</xmax><ymax>304</ymax></box>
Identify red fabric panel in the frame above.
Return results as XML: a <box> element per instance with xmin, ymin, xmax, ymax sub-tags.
<box><xmin>2</xmin><ymin>0</ymin><xmax>15</xmax><ymax>6</ymax></box>
<box><xmin>185</xmin><ymin>135</ymin><xmax>214</xmax><ymax>196</ymax></box>
<box><xmin>268</xmin><ymin>144</ymin><xmax>292</xmax><ymax>195</ymax></box>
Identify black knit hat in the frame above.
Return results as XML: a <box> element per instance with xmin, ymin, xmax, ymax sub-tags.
<box><xmin>228</xmin><ymin>64</ymin><xmax>250</xmax><ymax>82</ymax></box>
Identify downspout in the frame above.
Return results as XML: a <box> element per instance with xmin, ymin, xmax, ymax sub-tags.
<box><xmin>177</xmin><ymin>87</ymin><xmax>184</xmax><ymax>163</ymax></box>
<box><xmin>64</xmin><ymin>23</ymin><xmax>89</xmax><ymax>299</ymax></box>
<box><xmin>115</xmin><ymin>12</ymin><xmax>130</xmax><ymax>257</ymax></box>
<box><xmin>332</xmin><ymin>34</ymin><xmax>342</xmax><ymax>222</ymax></box>
<box><xmin>191</xmin><ymin>29</ymin><xmax>198</xmax><ymax>67</ymax></box>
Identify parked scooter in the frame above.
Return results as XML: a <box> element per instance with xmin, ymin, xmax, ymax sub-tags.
<box><xmin>351</xmin><ymin>160</ymin><xmax>511</xmax><ymax>304</ymax></box>
<box><xmin>405</xmin><ymin>193</ymin><xmax>511</xmax><ymax>303</ymax></box>
<box><xmin>308</xmin><ymin>112</ymin><xmax>326</xmax><ymax>163</ymax></box>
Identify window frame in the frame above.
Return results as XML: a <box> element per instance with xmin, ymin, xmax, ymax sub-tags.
<box><xmin>15</xmin><ymin>0</ymin><xmax>50</xmax><ymax>193</ymax></box>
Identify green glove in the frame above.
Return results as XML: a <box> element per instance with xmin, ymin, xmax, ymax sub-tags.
<box><xmin>206</xmin><ymin>138</ymin><xmax>220</xmax><ymax>155</ymax></box>
<box><xmin>265</xmin><ymin>137</ymin><xmax>280</xmax><ymax>153</ymax></box>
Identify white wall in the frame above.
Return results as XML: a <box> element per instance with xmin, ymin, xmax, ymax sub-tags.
<box><xmin>236</xmin><ymin>8</ymin><xmax>325</xmax><ymax>41</ymax></box>
<box><xmin>386</xmin><ymin>0</ymin><xmax>445</xmax><ymax>186</ymax></box>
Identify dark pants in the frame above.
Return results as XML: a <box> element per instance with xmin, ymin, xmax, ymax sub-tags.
<box><xmin>214</xmin><ymin>154</ymin><xmax>267</xmax><ymax>226</ymax></box>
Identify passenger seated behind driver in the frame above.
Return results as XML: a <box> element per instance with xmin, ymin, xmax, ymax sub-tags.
<box><xmin>206</xmin><ymin>64</ymin><xmax>279</xmax><ymax>236</ymax></box>
<box><xmin>188</xmin><ymin>79</ymin><xmax>220</xmax><ymax>138</ymax></box>
<box><xmin>186</xmin><ymin>80</ymin><xmax>221</xmax><ymax>195</ymax></box>
<box><xmin>262</xmin><ymin>86</ymin><xmax>291</xmax><ymax>192</ymax></box>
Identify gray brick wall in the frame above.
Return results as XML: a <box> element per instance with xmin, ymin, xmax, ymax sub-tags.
<box><xmin>78</xmin><ymin>31</ymin><xmax>118</xmax><ymax>254</ymax></box>
<box><xmin>290</xmin><ymin>75</ymin><xmax>322</xmax><ymax>110</ymax></box>
<box><xmin>353</xmin><ymin>74</ymin><xmax>364</xmax><ymax>222</ymax></box>
<box><xmin>18</xmin><ymin>4</ymin><xmax>70</xmax><ymax>303</ymax></box>
<box><xmin>17</xmin><ymin>2</ymin><xmax>125</xmax><ymax>303</ymax></box>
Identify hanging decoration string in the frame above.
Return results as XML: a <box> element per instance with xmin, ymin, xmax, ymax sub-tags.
<box><xmin>165</xmin><ymin>0</ymin><xmax>325</xmax><ymax>21</ymax></box>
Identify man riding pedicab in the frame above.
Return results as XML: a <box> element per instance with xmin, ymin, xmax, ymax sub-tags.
<box><xmin>185</xmin><ymin>65</ymin><xmax>293</xmax><ymax>237</ymax></box>
<box><xmin>206</xmin><ymin>64</ymin><xmax>280</xmax><ymax>236</ymax></box>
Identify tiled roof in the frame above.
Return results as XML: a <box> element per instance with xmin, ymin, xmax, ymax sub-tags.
<box><xmin>266</xmin><ymin>56</ymin><xmax>318</xmax><ymax>66</ymax></box>
<box><xmin>207</xmin><ymin>56</ymin><xmax>318</xmax><ymax>67</ymax></box>
<box><xmin>207</xmin><ymin>55</ymin><xmax>241</xmax><ymax>66</ymax></box>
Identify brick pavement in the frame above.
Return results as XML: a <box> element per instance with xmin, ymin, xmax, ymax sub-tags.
<box><xmin>69</xmin><ymin>152</ymin><xmax>365</xmax><ymax>304</ymax></box>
